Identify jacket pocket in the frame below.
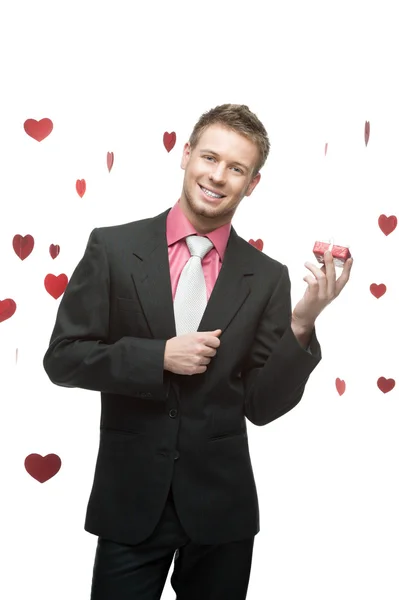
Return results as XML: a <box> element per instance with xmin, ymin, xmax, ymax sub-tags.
<box><xmin>208</xmin><ymin>431</ymin><xmax>247</xmax><ymax>442</ymax></box>
<box><xmin>101</xmin><ymin>428</ymin><xmax>141</xmax><ymax>437</ymax></box>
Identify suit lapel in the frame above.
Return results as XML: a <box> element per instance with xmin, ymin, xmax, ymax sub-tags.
<box><xmin>129</xmin><ymin>208</ymin><xmax>255</xmax><ymax>340</ymax></box>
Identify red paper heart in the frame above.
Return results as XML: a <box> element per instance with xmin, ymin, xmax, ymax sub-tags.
<box><xmin>45</xmin><ymin>274</ymin><xmax>68</xmax><ymax>299</ymax></box>
<box><xmin>13</xmin><ymin>234</ymin><xmax>34</xmax><ymax>260</ymax></box>
<box><xmin>25</xmin><ymin>453</ymin><xmax>61</xmax><ymax>483</ymax></box>
<box><xmin>107</xmin><ymin>152</ymin><xmax>114</xmax><ymax>172</ymax></box>
<box><xmin>76</xmin><ymin>179</ymin><xmax>86</xmax><ymax>197</ymax></box>
<box><xmin>163</xmin><ymin>132</ymin><xmax>176</xmax><ymax>152</ymax></box>
<box><xmin>365</xmin><ymin>121</ymin><xmax>370</xmax><ymax>146</ymax></box>
<box><xmin>49</xmin><ymin>244</ymin><xmax>60</xmax><ymax>259</ymax></box>
<box><xmin>378</xmin><ymin>214</ymin><xmax>397</xmax><ymax>236</ymax></box>
<box><xmin>248</xmin><ymin>239</ymin><xmax>264</xmax><ymax>251</ymax></box>
<box><xmin>24</xmin><ymin>118</ymin><xmax>53</xmax><ymax>142</ymax></box>
<box><xmin>370</xmin><ymin>283</ymin><xmax>386</xmax><ymax>298</ymax></box>
<box><xmin>0</xmin><ymin>299</ymin><xmax>16</xmax><ymax>323</ymax></box>
<box><xmin>335</xmin><ymin>378</ymin><xmax>346</xmax><ymax>395</ymax></box>
<box><xmin>377</xmin><ymin>377</ymin><xmax>395</xmax><ymax>393</ymax></box>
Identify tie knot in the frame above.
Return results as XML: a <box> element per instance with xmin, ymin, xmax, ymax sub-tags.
<box><xmin>185</xmin><ymin>235</ymin><xmax>214</xmax><ymax>259</ymax></box>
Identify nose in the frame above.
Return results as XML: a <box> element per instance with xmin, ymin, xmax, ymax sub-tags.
<box><xmin>209</xmin><ymin>164</ymin><xmax>226</xmax><ymax>183</ymax></box>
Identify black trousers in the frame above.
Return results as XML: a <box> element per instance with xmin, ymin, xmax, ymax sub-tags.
<box><xmin>90</xmin><ymin>487</ymin><xmax>255</xmax><ymax>599</ymax></box>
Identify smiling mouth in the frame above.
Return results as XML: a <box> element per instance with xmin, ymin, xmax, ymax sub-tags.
<box><xmin>199</xmin><ymin>184</ymin><xmax>226</xmax><ymax>199</ymax></box>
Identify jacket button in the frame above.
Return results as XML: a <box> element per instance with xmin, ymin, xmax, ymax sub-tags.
<box><xmin>174</xmin><ymin>451</ymin><xmax>180</xmax><ymax>460</ymax></box>
<box><xmin>169</xmin><ymin>409</ymin><xmax>178</xmax><ymax>418</ymax></box>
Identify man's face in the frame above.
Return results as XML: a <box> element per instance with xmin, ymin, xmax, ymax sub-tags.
<box><xmin>179</xmin><ymin>124</ymin><xmax>261</xmax><ymax>233</ymax></box>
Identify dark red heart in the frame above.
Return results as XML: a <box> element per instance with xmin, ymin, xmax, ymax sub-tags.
<box><xmin>25</xmin><ymin>454</ymin><xmax>61</xmax><ymax>483</ymax></box>
<box><xmin>377</xmin><ymin>377</ymin><xmax>395</xmax><ymax>393</ymax></box>
<box><xmin>50</xmin><ymin>244</ymin><xmax>60</xmax><ymax>259</ymax></box>
<box><xmin>13</xmin><ymin>234</ymin><xmax>34</xmax><ymax>260</ymax></box>
<box><xmin>163</xmin><ymin>132</ymin><xmax>176</xmax><ymax>152</ymax></box>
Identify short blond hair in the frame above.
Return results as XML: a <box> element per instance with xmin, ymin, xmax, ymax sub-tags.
<box><xmin>188</xmin><ymin>103</ymin><xmax>271</xmax><ymax>176</ymax></box>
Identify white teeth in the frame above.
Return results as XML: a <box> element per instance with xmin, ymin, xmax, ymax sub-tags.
<box><xmin>201</xmin><ymin>186</ymin><xmax>222</xmax><ymax>198</ymax></box>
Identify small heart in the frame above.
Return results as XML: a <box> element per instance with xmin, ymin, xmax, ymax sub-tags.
<box><xmin>248</xmin><ymin>239</ymin><xmax>264</xmax><ymax>251</ymax></box>
<box><xmin>0</xmin><ymin>298</ymin><xmax>17</xmax><ymax>323</ymax></box>
<box><xmin>378</xmin><ymin>214</ymin><xmax>397</xmax><ymax>236</ymax></box>
<box><xmin>377</xmin><ymin>377</ymin><xmax>395</xmax><ymax>394</ymax></box>
<box><xmin>370</xmin><ymin>283</ymin><xmax>386</xmax><ymax>298</ymax></box>
<box><xmin>107</xmin><ymin>152</ymin><xmax>114</xmax><ymax>172</ymax></box>
<box><xmin>76</xmin><ymin>179</ymin><xmax>86</xmax><ymax>198</ymax></box>
<box><xmin>44</xmin><ymin>274</ymin><xmax>68</xmax><ymax>299</ymax></box>
<box><xmin>335</xmin><ymin>378</ymin><xmax>346</xmax><ymax>396</ymax></box>
<box><xmin>24</xmin><ymin>118</ymin><xmax>53</xmax><ymax>142</ymax></box>
<box><xmin>163</xmin><ymin>132</ymin><xmax>176</xmax><ymax>152</ymax></box>
<box><xmin>365</xmin><ymin>120</ymin><xmax>370</xmax><ymax>146</ymax></box>
<box><xmin>25</xmin><ymin>453</ymin><xmax>61</xmax><ymax>483</ymax></box>
<box><xmin>49</xmin><ymin>244</ymin><xmax>60</xmax><ymax>259</ymax></box>
<box><xmin>13</xmin><ymin>234</ymin><xmax>34</xmax><ymax>260</ymax></box>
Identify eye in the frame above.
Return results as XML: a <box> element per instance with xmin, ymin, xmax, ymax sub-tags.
<box><xmin>232</xmin><ymin>167</ymin><xmax>242</xmax><ymax>173</ymax></box>
<box><xmin>203</xmin><ymin>155</ymin><xmax>215</xmax><ymax>161</ymax></box>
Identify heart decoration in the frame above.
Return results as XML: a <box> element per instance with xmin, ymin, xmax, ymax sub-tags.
<box><xmin>370</xmin><ymin>283</ymin><xmax>386</xmax><ymax>298</ymax></box>
<box><xmin>365</xmin><ymin>121</ymin><xmax>370</xmax><ymax>146</ymax></box>
<box><xmin>50</xmin><ymin>244</ymin><xmax>60</xmax><ymax>259</ymax></box>
<box><xmin>24</xmin><ymin>118</ymin><xmax>53</xmax><ymax>142</ymax></box>
<box><xmin>13</xmin><ymin>234</ymin><xmax>34</xmax><ymax>260</ymax></box>
<box><xmin>107</xmin><ymin>152</ymin><xmax>114</xmax><ymax>172</ymax></box>
<box><xmin>163</xmin><ymin>132</ymin><xmax>176</xmax><ymax>152</ymax></box>
<box><xmin>248</xmin><ymin>239</ymin><xmax>264</xmax><ymax>251</ymax></box>
<box><xmin>0</xmin><ymin>299</ymin><xmax>16</xmax><ymax>323</ymax></box>
<box><xmin>44</xmin><ymin>274</ymin><xmax>68</xmax><ymax>299</ymax></box>
<box><xmin>377</xmin><ymin>377</ymin><xmax>395</xmax><ymax>393</ymax></box>
<box><xmin>25</xmin><ymin>454</ymin><xmax>62</xmax><ymax>483</ymax></box>
<box><xmin>335</xmin><ymin>378</ymin><xmax>346</xmax><ymax>396</ymax></box>
<box><xmin>76</xmin><ymin>179</ymin><xmax>86</xmax><ymax>198</ymax></box>
<box><xmin>378</xmin><ymin>214</ymin><xmax>397</xmax><ymax>236</ymax></box>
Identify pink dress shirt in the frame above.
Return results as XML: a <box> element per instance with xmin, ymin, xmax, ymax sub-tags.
<box><xmin>166</xmin><ymin>199</ymin><xmax>231</xmax><ymax>301</ymax></box>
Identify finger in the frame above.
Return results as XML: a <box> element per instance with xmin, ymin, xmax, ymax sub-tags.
<box><xmin>323</xmin><ymin>251</ymin><xmax>337</xmax><ymax>297</ymax></box>
<box><xmin>303</xmin><ymin>275</ymin><xmax>321</xmax><ymax>295</ymax></box>
<box><xmin>335</xmin><ymin>257</ymin><xmax>353</xmax><ymax>295</ymax></box>
<box><xmin>304</xmin><ymin>261</ymin><xmax>328</xmax><ymax>296</ymax></box>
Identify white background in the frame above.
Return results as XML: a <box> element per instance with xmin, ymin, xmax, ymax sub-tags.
<box><xmin>0</xmin><ymin>0</ymin><xmax>398</xmax><ymax>598</ymax></box>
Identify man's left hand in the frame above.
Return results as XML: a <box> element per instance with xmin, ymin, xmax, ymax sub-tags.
<box><xmin>291</xmin><ymin>250</ymin><xmax>354</xmax><ymax>330</ymax></box>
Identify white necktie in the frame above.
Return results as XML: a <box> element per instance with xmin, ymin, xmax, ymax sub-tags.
<box><xmin>173</xmin><ymin>235</ymin><xmax>214</xmax><ymax>336</ymax></box>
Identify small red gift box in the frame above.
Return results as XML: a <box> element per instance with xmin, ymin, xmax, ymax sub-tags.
<box><xmin>313</xmin><ymin>240</ymin><xmax>351</xmax><ymax>268</ymax></box>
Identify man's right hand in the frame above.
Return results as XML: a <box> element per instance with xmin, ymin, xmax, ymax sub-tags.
<box><xmin>164</xmin><ymin>329</ymin><xmax>222</xmax><ymax>375</ymax></box>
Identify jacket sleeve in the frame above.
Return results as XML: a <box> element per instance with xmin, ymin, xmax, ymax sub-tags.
<box><xmin>43</xmin><ymin>228</ymin><xmax>170</xmax><ymax>400</ymax></box>
<box><xmin>242</xmin><ymin>264</ymin><xmax>322</xmax><ymax>426</ymax></box>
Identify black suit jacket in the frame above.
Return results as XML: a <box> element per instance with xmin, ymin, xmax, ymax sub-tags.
<box><xmin>43</xmin><ymin>207</ymin><xmax>322</xmax><ymax>545</ymax></box>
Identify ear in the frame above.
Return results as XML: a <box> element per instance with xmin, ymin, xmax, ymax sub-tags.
<box><xmin>181</xmin><ymin>142</ymin><xmax>191</xmax><ymax>170</ymax></box>
<box><xmin>245</xmin><ymin>172</ymin><xmax>261</xmax><ymax>197</ymax></box>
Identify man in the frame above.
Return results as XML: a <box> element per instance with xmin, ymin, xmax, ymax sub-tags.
<box><xmin>43</xmin><ymin>103</ymin><xmax>353</xmax><ymax>599</ymax></box>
